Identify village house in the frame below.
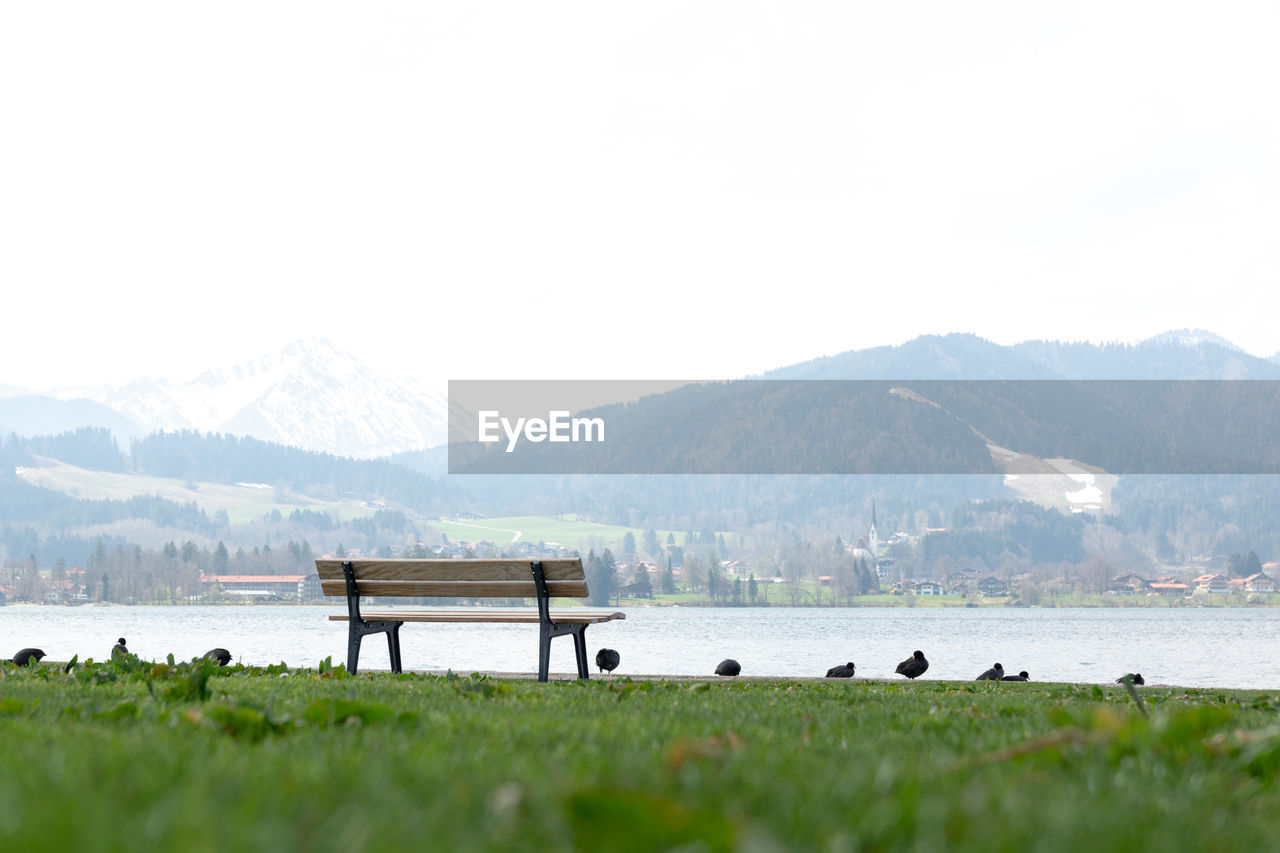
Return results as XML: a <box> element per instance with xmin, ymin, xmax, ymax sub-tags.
<box><xmin>201</xmin><ymin>574</ymin><xmax>308</xmax><ymax>602</ymax></box>
<box><xmin>1244</xmin><ymin>572</ymin><xmax>1277</xmax><ymax>593</ymax></box>
<box><xmin>978</xmin><ymin>576</ymin><xmax>1010</xmax><ymax>597</ymax></box>
<box><xmin>1108</xmin><ymin>573</ymin><xmax>1147</xmax><ymax>595</ymax></box>
<box><xmin>912</xmin><ymin>580</ymin><xmax>943</xmax><ymax>596</ymax></box>
<box><xmin>1148</xmin><ymin>581</ymin><xmax>1189</xmax><ymax>597</ymax></box>
<box><xmin>301</xmin><ymin>573</ymin><xmax>324</xmax><ymax>601</ymax></box>
<box><xmin>1193</xmin><ymin>573</ymin><xmax>1231</xmax><ymax>594</ymax></box>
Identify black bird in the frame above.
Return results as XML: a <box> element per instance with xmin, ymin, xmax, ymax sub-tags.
<box><xmin>595</xmin><ymin>648</ymin><xmax>620</xmax><ymax>674</ymax></box>
<box><xmin>112</xmin><ymin>638</ymin><xmax>129</xmax><ymax>658</ymax></box>
<box><xmin>204</xmin><ymin>648</ymin><xmax>232</xmax><ymax>667</ymax></box>
<box><xmin>895</xmin><ymin>650</ymin><xmax>929</xmax><ymax>679</ymax></box>
<box><xmin>976</xmin><ymin>663</ymin><xmax>1005</xmax><ymax>681</ymax></box>
<box><xmin>1117</xmin><ymin>673</ymin><xmax>1145</xmax><ymax>686</ymax></box>
<box><xmin>826</xmin><ymin>662</ymin><xmax>856</xmax><ymax>678</ymax></box>
<box><xmin>1002</xmin><ymin>671</ymin><xmax>1030</xmax><ymax>682</ymax></box>
<box><xmin>715</xmin><ymin>659</ymin><xmax>741</xmax><ymax>677</ymax></box>
<box><xmin>12</xmin><ymin>648</ymin><xmax>46</xmax><ymax>667</ymax></box>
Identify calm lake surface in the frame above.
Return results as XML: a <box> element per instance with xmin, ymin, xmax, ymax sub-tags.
<box><xmin>3</xmin><ymin>604</ymin><xmax>1277</xmax><ymax>689</ymax></box>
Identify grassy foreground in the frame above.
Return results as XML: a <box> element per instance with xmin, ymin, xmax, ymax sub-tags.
<box><xmin>3</xmin><ymin>658</ymin><xmax>1280</xmax><ymax>852</ymax></box>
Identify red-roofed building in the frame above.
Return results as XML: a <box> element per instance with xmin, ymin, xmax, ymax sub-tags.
<box><xmin>1193</xmin><ymin>573</ymin><xmax>1230</xmax><ymax>593</ymax></box>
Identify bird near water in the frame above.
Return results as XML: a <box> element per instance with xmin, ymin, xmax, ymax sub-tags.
<box><xmin>595</xmin><ymin>648</ymin><xmax>620</xmax><ymax>674</ymax></box>
<box><xmin>977</xmin><ymin>663</ymin><xmax>1005</xmax><ymax>681</ymax></box>
<box><xmin>1002</xmin><ymin>671</ymin><xmax>1030</xmax><ymax>682</ymax></box>
<box><xmin>895</xmin><ymin>650</ymin><xmax>929</xmax><ymax>679</ymax></box>
<box><xmin>112</xmin><ymin>638</ymin><xmax>129</xmax><ymax>658</ymax></box>
<box><xmin>204</xmin><ymin>648</ymin><xmax>232</xmax><ymax>667</ymax></box>
<box><xmin>1117</xmin><ymin>673</ymin><xmax>1145</xmax><ymax>686</ymax></box>
<box><xmin>715</xmin><ymin>659</ymin><xmax>741</xmax><ymax>677</ymax></box>
<box><xmin>825</xmin><ymin>662</ymin><xmax>856</xmax><ymax>678</ymax></box>
<box><xmin>12</xmin><ymin>648</ymin><xmax>46</xmax><ymax>667</ymax></box>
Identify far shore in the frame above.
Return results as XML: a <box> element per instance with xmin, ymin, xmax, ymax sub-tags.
<box><xmin>7</xmin><ymin>594</ymin><xmax>1280</xmax><ymax>609</ymax></box>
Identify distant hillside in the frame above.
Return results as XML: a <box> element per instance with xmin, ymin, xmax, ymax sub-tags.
<box><xmin>1142</xmin><ymin>328</ymin><xmax>1245</xmax><ymax>352</ymax></box>
<box><xmin>0</xmin><ymin>395</ymin><xmax>141</xmax><ymax>444</ymax></box>
<box><xmin>1011</xmin><ymin>337</ymin><xmax>1280</xmax><ymax>379</ymax></box>
<box><xmin>764</xmin><ymin>334</ymin><xmax>1058</xmax><ymax>380</ymax></box>
<box><xmin>388</xmin><ymin>446</ymin><xmax>449</xmax><ymax>478</ymax></box>
<box><xmin>3</xmin><ymin>428</ymin><xmax>462</xmax><ymax>518</ymax></box>
<box><xmin>769</xmin><ymin>332</ymin><xmax>1280</xmax><ymax>381</ymax></box>
<box><xmin>126</xmin><ymin>431</ymin><xmax>460</xmax><ymax>514</ymax></box>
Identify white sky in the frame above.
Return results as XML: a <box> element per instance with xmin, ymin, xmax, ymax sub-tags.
<box><xmin>2</xmin><ymin>2</ymin><xmax>1277</xmax><ymax>390</ymax></box>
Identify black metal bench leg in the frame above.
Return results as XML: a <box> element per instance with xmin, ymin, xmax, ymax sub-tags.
<box><xmin>347</xmin><ymin>627</ymin><xmax>363</xmax><ymax>675</ymax></box>
<box><xmin>387</xmin><ymin>623</ymin><xmax>403</xmax><ymax>673</ymax></box>
<box><xmin>573</xmin><ymin>626</ymin><xmax>589</xmax><ymax>680</ymax></box>
<box><xmin>538</xmin><ymin>628</ymin><xmax>551</xmax><ymax>683</ymax></box>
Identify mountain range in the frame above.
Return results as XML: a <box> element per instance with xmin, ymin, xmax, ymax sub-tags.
<box><xmin>1</xmin><ymin>329</ymin><xmax>1275</xmax><ymax>459</ymax></box>
<box><xmin>1</xmin><ymin>339</ymin><xmax>447</xmax><ymax>459</ymax></box>
<box><xmin>766</xmin><ymin>329</ymin><xmax>1280</xmax><ymax>381</ymax></box>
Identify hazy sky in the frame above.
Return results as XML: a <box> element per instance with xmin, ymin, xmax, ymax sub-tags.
<box><xmin>2</xmin><ymin>2</ymin><xmax>1277</xmax><ymax>390</ymax></box>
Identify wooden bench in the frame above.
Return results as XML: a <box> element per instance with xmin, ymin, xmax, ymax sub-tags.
<box><xmin>315</xmin><ymin>557</ymin><xmax>624</xmax><ymax>681</ymax></box>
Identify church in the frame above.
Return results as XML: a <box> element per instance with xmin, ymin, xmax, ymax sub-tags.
<box><xmin>850</xmin><ymin>499</ymin><xmax>879</xmax><ymax>567</ymax></box>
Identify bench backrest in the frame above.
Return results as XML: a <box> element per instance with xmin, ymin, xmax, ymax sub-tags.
<box><xmin>315</xmin><ymin>558</ymin><xmax>588</xmax><ymax>599</ymax></box>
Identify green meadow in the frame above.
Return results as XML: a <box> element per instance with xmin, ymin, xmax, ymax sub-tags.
<box><xmin>17</xmin><ymin>457</ymin><xmax>372</xmax><ymax>525</ymax></box>
<box><xmin>3</xmin><ymin>657</ymin><xmax>1280</xmax><ymax>851</ymax></box>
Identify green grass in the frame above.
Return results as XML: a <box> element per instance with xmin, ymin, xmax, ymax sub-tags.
<box><xmin>4</xmin><ymin>657</ymin><xmax>1280</xmax><ymax>851</ymax></box>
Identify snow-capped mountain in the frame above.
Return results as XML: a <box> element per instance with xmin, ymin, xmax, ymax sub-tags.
<box><xmin>59</xmin><ymin>339</ymin><xmax>448</xmax><ymax>458</ymax></box>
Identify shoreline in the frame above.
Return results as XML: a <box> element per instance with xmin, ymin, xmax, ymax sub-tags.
<box><xmin>9</xmin><ymin>661</ymin><xmax>1269</xmax><ymax>691</ymax></box>
<box><xmin>7</xmin><ymin>598</ymin><xmax>1280</xmax><ymax>610</ymax></box>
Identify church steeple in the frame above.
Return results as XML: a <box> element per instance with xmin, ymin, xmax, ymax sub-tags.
<box><xmin>869</xmin><ymin>499</ymin><xmax>879</xmax><ymax>561</ymax></box>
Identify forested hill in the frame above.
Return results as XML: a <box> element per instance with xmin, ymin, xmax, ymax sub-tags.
<box><xmin>127</xmin><ymin>431</ymin><xmax>459</xmax><ymax>510</ymax></box>
<box><xmin>3</xmin><ymin>429</ymin><xmax>459</xmax><ymax>516</ymax></box>
<box><xmin>768</xmin><ymin>332</ymin><xmax>1280</xmax><ymax>380</ymax></box>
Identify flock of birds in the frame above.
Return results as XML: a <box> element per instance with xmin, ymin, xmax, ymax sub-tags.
<box><xmin>11</xmin><ymin>642</ymin><xmax>1144</xmax><ymax>687</ymax></box>
<box><xmin>595</xmin><ymin>647</ymin><xmax>1145</xmax><ymax>685</ymax></box>
<box><xmin>9</xmin><ymin>639</ymin><xmax>233</xmax><ymax>668</ymax></box>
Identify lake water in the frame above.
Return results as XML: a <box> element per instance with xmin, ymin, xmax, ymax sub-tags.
<box><xmin>3</xmin><ymin>604</ymin><xmax>1278</xmax><ymax>689</ymax></box>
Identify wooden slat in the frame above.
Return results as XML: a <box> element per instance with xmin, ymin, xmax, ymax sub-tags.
<box><xmin>319</xmin><ymin>579</ymin><xmax>588</xmax><ymax>598</ymax></box>
<box><xmin>314</xmin><ymin>558</ymin><xmax>584</xmax><ymax>582</ymax></box>
<box><xmin>328</xmin><ymin>609</ymin><xmax>625</xmax><ymax>624</ymax></box>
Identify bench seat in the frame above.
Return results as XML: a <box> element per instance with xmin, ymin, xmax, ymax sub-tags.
<box><xmin>330</xmin><ymin>609</ymin><xmax>624</xmax><ymax>624</ymax></box>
